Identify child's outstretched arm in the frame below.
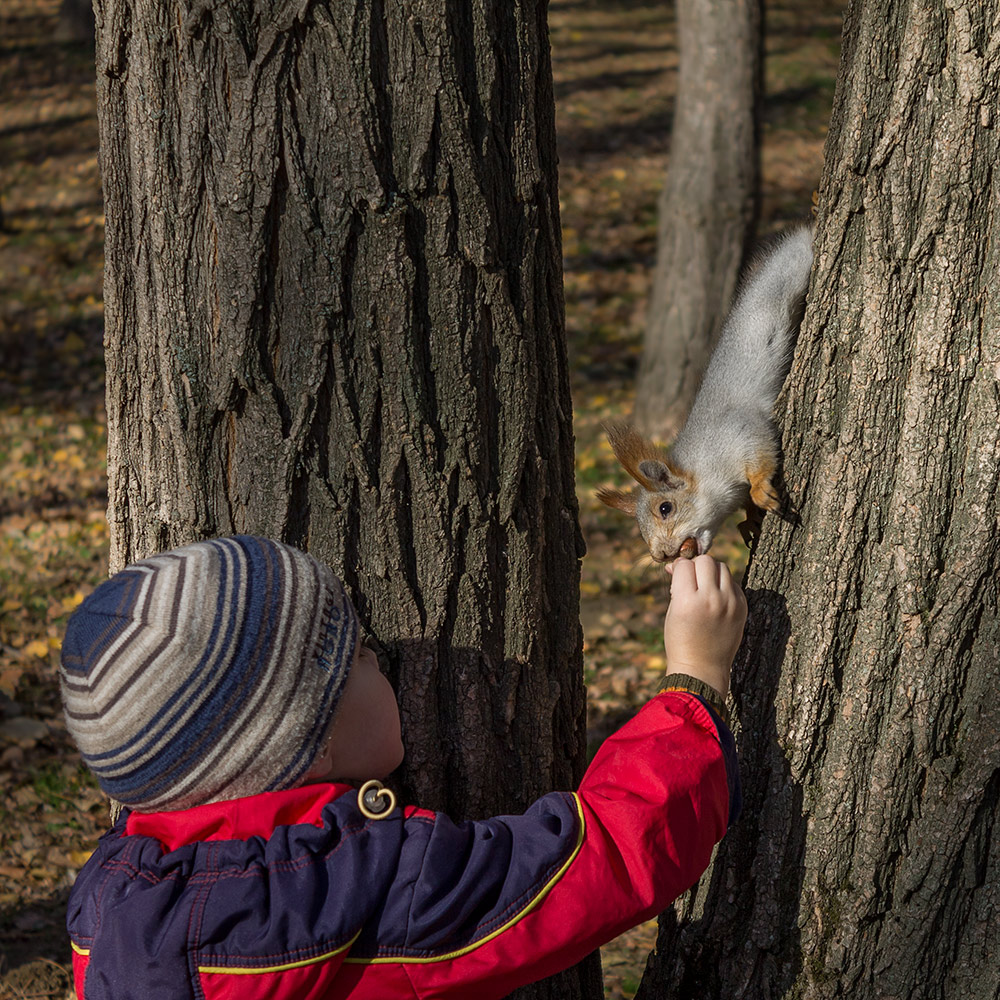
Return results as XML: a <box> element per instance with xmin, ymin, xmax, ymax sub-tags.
<box><xmin>338</xmin><ymin>557</ymin><xmax>747</xmax><ymax>999</ymax></box>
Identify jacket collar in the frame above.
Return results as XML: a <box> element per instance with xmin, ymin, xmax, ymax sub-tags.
<box><xmin>124</xmin><ymin>782</ymin><xmax>355</xmax><ymax>851</ymax></box>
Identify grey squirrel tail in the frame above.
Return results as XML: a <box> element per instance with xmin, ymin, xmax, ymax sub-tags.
<box><xmin>699</xmin><ymin>225</ymin><xmax>814</xmax><ymax>408</ymax></box>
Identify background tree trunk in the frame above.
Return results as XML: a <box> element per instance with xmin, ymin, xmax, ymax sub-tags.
<box><xmin>95</xmin><ymin>1</ymin><xmax>601</xmax><ymax>996</ymax></box>
<box><xmin>632</xmin><ymin>0</ymin><xmax>761</xmax><ymax>440</ymax></box>
<box><xmin>637</xmin><ymin>0</ymin><xmax>1000</xmax><ymax>996</ymax></box>
<box><xmin>55</xmin><ymin>0</ymin><xmax>95</xmax><ymax>42</ymax></box>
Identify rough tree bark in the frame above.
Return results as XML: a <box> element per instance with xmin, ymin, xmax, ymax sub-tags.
<box><xmin>95</xmin><ymin>1</ymin><xmax>601</xmax><ymax>996</ymax></box>
<box><xmin>632</xmin><ymin>0</ymin><xmax>761</xmax><ymax>440</ymax></box>
<box><xmin>636</xmin><ymin>1</ymin><xmax>1000</xmax><ymax>997</ymax></box>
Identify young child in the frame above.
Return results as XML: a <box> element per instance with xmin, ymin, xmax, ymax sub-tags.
<box><xmin>60</xmin><ymin>535</ymin><xmax>746</xmax><ymax>1000</ymax></box>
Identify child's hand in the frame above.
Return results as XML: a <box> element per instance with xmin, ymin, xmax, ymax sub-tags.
<box><xmin>663</xmin><ymin>555</ymin><xmax>747</xmax><ymax>699</ymax></box>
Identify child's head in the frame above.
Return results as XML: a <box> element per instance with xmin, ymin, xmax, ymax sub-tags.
<box><xmin>59</xmin><ymin>535</ymin><xmax>402</xmax><ymax>812</ymax></box>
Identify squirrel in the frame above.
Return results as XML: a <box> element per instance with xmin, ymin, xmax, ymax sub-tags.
<box><xmin>598</xmin><ymin>224</ymin><xmax>813</xmax><ymax>562</ymax></box>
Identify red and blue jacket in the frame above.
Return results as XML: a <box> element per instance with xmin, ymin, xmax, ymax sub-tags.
<box><xmin>67</xmin><ymin>690</ymin><xmax>740</xmax><ymax>999</ymax></box>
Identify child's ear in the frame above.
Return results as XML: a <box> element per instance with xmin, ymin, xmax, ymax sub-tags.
<box><xmin>596</xmin><ymin>486</ymin><xmax>637</xmax><ymax>516</ymax></box>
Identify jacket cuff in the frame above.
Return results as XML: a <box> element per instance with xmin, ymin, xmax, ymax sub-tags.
<box><xmin>659</xmin><ymin>672</ymin><xmax>730</xmax><ymax>726</ymax></box>
<box><xmin>660</xmin><ymin>689</ymin><xmax>742</xmax><ymax>830</ymax></box>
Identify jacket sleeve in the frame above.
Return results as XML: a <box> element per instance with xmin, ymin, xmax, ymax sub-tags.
<box><xmin>340</xmin><ymin>690</ymin><xmax>739</xmax><ymax>999</ymax></box>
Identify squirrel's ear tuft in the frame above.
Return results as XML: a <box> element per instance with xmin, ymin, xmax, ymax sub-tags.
<box><xmin>603</xmin><ymin>421</ymin><xmax>683</xmax><ymax>491</ymax></box>
<box><xmin>596</xmin><ymin>486</ymin><xmax>637</xmax><ymax>516</ymax></box>
<box><xmin>637</xmin><ymin>459</ymin><xmax>685</xmax><ymax>491</ymax></box>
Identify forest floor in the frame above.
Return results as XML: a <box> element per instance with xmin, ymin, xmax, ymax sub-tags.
<box><xmin>0</xmin><ymin>0</ymin><xmax>840</xmax><ymax>996</ymax></box>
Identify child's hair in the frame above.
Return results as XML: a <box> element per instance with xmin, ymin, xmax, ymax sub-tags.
<box><xmin>60</xmin><ymin>535</ymin><xmax>359</xmax><ymax>812</ymax></box>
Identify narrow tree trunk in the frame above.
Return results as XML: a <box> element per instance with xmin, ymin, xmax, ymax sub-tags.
<box><xmin>95</xmin><ymin>1</ymin><xmax>600</xmax><ymax>996</ymax></box>
<box><xmin>633</xmin><ymin>0</ymin><xmax>761</xmax><ymax>440</ymax></box>
<box><xmin>637</xmin><ymin>1</ymin><xmax>1000</xmax><ymax>997</ymax></box>
<box><xmin>55</xmin><ymin>0</ymin><xmax>95</xmax><ymax>42</ymax></box>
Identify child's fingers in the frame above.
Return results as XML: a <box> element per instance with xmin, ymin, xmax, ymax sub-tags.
<box><xmin>692</xmin><ymin>554</ymin><xmax>721</xmax><ymax>591</ymax></box>
<box><xmin>668</xmin><ymin>556</ymin><xmax>697</xmax><ymax>591</ymax></box>
<box><xmin>716</xmin><ymin>560</ymin><xmax>737</xmax><ymax>594</ymax></box>
<box><xmin>715</xmin><ymin>561</ymin><xmax>748</xmax><ymax>617</ymax></box>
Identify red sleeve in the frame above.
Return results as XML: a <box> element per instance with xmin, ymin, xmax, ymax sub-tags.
<box><xmin>340</xmin><ymin>690</ymin><xmax>735</xmax><ymax>999</ymax></box>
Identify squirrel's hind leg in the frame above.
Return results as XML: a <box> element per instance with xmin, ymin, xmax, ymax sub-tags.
<box><xmin>746</xmin><ymin>456</ymin><xmax>781</xmax><ymax>514</ymax></box>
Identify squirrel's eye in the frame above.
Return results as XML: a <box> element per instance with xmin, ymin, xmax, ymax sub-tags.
<box><xmin>658</xmin><ymin>501</ymin><xmax>673</xmax><ymax>519</ymax></box>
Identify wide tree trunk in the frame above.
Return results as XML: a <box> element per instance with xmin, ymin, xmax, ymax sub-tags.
<box><xmin>637</xmin><ymin>0</ymin><xmax>1000</xmax><ymax>997</ymax></box>
<box><xmin>632</xmin><ymin>0</ymin><xmax>761</xmax><ymax>440</ymax></box>
<box><xmin>95</xmin><ymin>1</ymin><xmax>601</xmax><ymax>996</ymax></box>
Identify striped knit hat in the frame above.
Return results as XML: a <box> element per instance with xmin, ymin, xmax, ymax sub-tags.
<box><xmin>60</xmin><ymin>536</ymin><xmax>359</xmax><ymax>812</ymax></box>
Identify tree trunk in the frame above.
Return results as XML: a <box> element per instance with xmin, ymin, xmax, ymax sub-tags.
<box><xmin>95</xmin><ymin>1</ymin><xmax>601</xmax><ymax>996</ymax></box>
<box><xmin>55</xmin><ymin>0</ymin><xmax>95</xmax><ymax>42</ymax></box>
<box><xmin>637</xmin><ymin>0</ymin><xmax>1000</xmax><ymax>997</ymax></box>
<box><xmin>632</xmin><ymin>0</ymin><xmax>761</xmax><ymax>440</ymax></box>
